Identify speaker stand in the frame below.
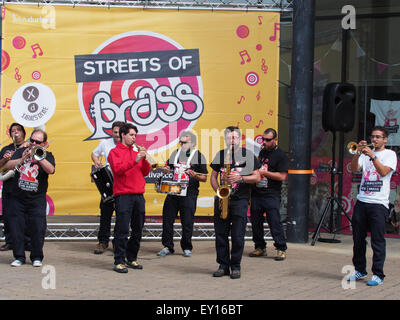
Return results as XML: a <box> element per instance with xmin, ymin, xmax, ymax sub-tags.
<box><xmin>310</xmin><ymin>131</ymin><xmax>352</xmax><ymax>246</ymax></box>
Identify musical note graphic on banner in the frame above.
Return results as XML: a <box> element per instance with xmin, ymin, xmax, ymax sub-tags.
<box><xmin>237</xmin><ymin>96</ymin><xmax>245</xmax><ymax>104</ymax></box>
<box><xmin>2</xmin><ymin>98</ymin><xmax>11</xmax><ymax>109</ymax></box>
<box><xmin>269</xmin><ymin>22</ymin><xmax>280</xmax><ymax>42</ymax></box>
<box><xmin>239</xmin><ymin>50</ymin><xmax>251</xmax><ymax>65</ymax></box>
<box><xmin>14</xmin><ymin>68</ymin><xmax>22</xmax><ymax>83</ymax></box>
<box><xmin>258</xmin><ymin>16</ymin><xmax>263</xmax><ymax>25</ymax></box>
<box><xmin>256</xmin><ymin>91</ymin><xmax>261</xmax><ymax>101</ymax></box>
<box><xmin>256</xmin><ymin>120</ymin><xmax>264</xmax><ymax>128</ymax></box>
<box><xmin>31</xmin><ymin>43</ymin><xmax>43</xmax><ymax>58</ymax></box>
<box><xmin>261</xmin><ymin>59</ymin><xmax>268</xmax><ymax>74</ymax></box>
<box><xmin>267</xmin><ymin>109</ymin><xmax>274</xmax><ymax>116</ymax></box>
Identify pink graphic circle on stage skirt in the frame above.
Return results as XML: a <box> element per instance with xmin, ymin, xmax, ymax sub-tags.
<box><xmin>245</xmin><ymin>72</ymin><xmax>259</xmax><ymax>86</ymax></box>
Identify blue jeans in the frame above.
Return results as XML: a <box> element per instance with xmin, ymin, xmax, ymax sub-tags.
<box><xmin>250</xmin><ymin>195</ymin><xmax>287</xmax><ymax>251</ymax></box>
<box><xmin>352</xmin><ymin>200</ymin><xmax>387</xmax><ymax>279</ymax></box>
<box><xmin>113</xmin><ymin>194</ymin><xmax>145</xmax><ymax>265</ymax></box>
<box><xmin>214</xmin><ymin>197</ymin><xmax>248</xmax><ymax>271</ymax></box>
<box><xmin>161</xmin><ymin>195</ymin><xmax>197</xmax><ymax>253</ymax></box>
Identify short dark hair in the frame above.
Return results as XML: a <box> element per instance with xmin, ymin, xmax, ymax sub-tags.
<box><xmin>31</xmin><ymin>129</ymin><xmax>48</xmax><ymax>143</ymax></box>
<box><xmin>119</xmin><ymin>123</ymin><xmax>138</xmax><ymax>140</ymax></box>
<box><xmin>9</xmin><ymin>123</ymin><xmax>26</xmax><ymax>139</ymax></box>
<box><xmin>224</xmin><ymin>126</ymin><xmax>241</xmax><ymax>138</ymax></box>
<box><xmin>112</xmin><ymin>121</ymin><xmax>125</xmax><ymax>130</ymax></box>
<box><xmin>264</xmin><ymin>128</ymin><xmax>277</xmax><ymax>139</ymax></box>
<box><xmin>371</xmin><ymin>126</ymin><xmax>389</xmax><ymax>138</ymax></box>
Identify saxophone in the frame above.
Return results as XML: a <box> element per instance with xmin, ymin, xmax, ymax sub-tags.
<box><xmin>217</xmin><ymin>147</ymin><xmax>232</xmax><ymax>219</ymax></box>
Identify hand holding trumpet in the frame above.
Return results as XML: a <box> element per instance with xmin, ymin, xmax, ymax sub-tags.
<box><xmin>347</xmin><ymin>141</ymin><xmax>375</xmax><ymax>156</ymax></box>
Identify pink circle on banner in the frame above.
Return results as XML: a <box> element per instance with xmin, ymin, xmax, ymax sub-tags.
<box><xmin>32</xmin><ymin>71</ymin><xmax>41</xmax><ymax>80</ymax></box>
<box><xmin>245</xmin><ymin>72</ymin><xmax>259</xmax><ymax>86</ymax></box>
<box><xmin>1</xmin><ymin>50</ymin><xmax>10</xmax><ymax>71</ymax></box>
<box><xmin>255</xmin><ymin>134</ymin><xmax>263</xmax><ymax>145</ymax></box>
<box><xmin>79</xmin><ymin>31</ymin><xmax>203</xmax><ymax>153</ymax></box>
<box><xmin>256</xmin><ymin>44</ymin><xmax>262</xmax><ymax>51</ymax></box>
<box><xmin>46</xmin><ymin>194</ymin><xmax>55</xmax><ymax>215</ymax></box>
<box><xmin>12</xmin><ymin>36</ymin><xmax>26</xmax><ymax>49</ymax></box>
<box><xmin>236</xmin><ymin>25</ymin><xmax>250</xmax><ymax>39</ymax></box>
<box><xmin>244</xmin><ymin>114</ymin><xmax>252</xmax><ymax>122</ymax></box>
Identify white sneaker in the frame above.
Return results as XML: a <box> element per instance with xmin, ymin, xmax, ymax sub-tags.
<box><xmin>157</xmin><ymin>247</ymin><xmax>171</xmax><ymax>256</ymax></box>
<box><xmin>11</xmin><ymin>259</ymin><xmax>24</xmax><ymax>267</ymax></box>
<box><xmin>32</xmin><ymin>260</ymin><xmax>42</xmax><ymax>267</ymax></box>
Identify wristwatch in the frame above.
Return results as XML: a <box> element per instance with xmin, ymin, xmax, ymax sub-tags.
<box><xmin>370</xmin><ymin>155</ymin><xmax>377</xmax><ymax>161</ymax></box>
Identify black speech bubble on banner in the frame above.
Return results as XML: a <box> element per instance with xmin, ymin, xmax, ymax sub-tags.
<box><xmin>75</xmin><ymin>49</ymin><xmax>200</xmax><ymax>83</ymax></box>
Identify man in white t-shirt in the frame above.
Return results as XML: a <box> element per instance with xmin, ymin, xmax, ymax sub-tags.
<box><xmin>91</xmin><ymin>121</ymin><xmax>125</xmax><ymax>254</ymax></box>
<box><xmin>348</xmin><ymin>126</ymin><xmax>397</xmax><ymax>286</ymax></box>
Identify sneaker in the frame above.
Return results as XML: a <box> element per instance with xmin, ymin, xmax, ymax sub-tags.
<box><xmin>157</xmin><ymin>247</ymin><xmax>171</xmax><ymax>256</ymax></box>
<box><xmin>113</xmin><ymin>264</ymin><xmax>128</xmax><ymax>273</ymax></box>
<box><xmin>347</xmin><ymin>271</ymin><xmax>367</xmax><ymax>281</ymax></box>
<box><xmin>11</xmin><ymin>259</ymin><xmax>25</xmax><ymax>267</ymax></box>
<box><xmin>0</xmin><ymin>243</ymin><xmax>12</xmax><ymax>251</ymax></box>
<box><xmin>94</xmin><ymin>242</ymin><xmax>108</xmax><ymax>254</ymax></box>
<box><xmin>32</xmin><ymin>260</ymin><xmax>42</xmax><ymax>267</ymax></box>
<box><xmin>275</xmin><ymin>250</ymin><xmax>286</xmax><ymax>261</ymax></box>
<box><xmin>183</xmin><ymin>249</ymin><xmax>192</xmax><ymax>257</ymax></box>
<box><xmin>126</xmin><ymin>260</ymin><xmax>143</xmax><ymax>270</ymax></box>
<box><xmin>212</xmin><ymin>268</ymin><xmax>230</xmax><ymax>277</ymax></box>
<box><xmin>230</xmin><ymin>269</ymin><xmax>241</xmax><ymax>279</ymax></box>
<box><xmin>366</xmin><ymin>275</ymin><xmax>384</xmax><ymax>286</ymax></box>
<box><xmin>249</xmin><ymin>248</ymin><xmax>266</xmax><ymax>257</ymax></box>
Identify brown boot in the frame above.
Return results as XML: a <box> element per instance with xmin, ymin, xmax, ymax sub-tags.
<box><xmin>94</xmin><ymin>242</ymin><xmax>108</xmax><ymax>254</ymax></box>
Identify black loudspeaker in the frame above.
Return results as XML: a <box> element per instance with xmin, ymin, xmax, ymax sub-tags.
<box><xmin>322</xmin><ymin>82</ymin><xmax>356</xmax><ymax>132</ymax></box>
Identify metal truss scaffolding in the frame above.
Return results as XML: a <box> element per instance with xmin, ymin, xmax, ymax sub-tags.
<box><xmin>3</xmin><ymin>0</ymin><xmax>293</xmax><ymax>12</ymax></box>
<box><xmin>0</xmin><ymin>222</ymin><xmax>277</xmax><ymax>240</ymax></box>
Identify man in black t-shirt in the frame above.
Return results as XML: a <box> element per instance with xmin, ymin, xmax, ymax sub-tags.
<box><xmin>249</xmin><ymin>128</ymin><xmax>288</xmax><ymax>261</ymax></box>
<box><xmin>0</xmin><ymin>123</ymin><xmax>28</xmax><ymax>251</ymax></box>
<box><xmin>4</xmin><ymin>129</ymin><xmax>55</xmax><ymax>267</ymax></box>
<box><xmin>210</xmin><ymin>126</ymin><xmax>261</xmax><ymax>279</ymax></box>
<box><xmin>157</xmin><ymin>131</ymin><xmax>208</xmax><ymax>258</ymax></box>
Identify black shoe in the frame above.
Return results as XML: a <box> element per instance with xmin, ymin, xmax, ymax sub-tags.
<box><xmin>213</xmin><ymin>268</ymin><xmax>230</xmax><ymax>277</ymax></box>
<box><xmin>0</xmin><ymin>244</ymin><xmax>12</xmax><ymax>251</ymax></box>
<box><xmin>113</xmin><ymin>264</ymin><xmax>128</xmax><ymax>273</ymax></box>
<box><xmin>126</xmin><ymin>260</ymin><xmax>143</xmax><ymax>270</ymax></box>
<box><xmin>230</xmin><ymin>269</ymin><xmax>241</xmax><ymax>279</ymax></box>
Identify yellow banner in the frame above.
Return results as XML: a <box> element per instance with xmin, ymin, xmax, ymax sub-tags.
<box><xmin>1</xmin><ymin>4</ymin><xmax>280</xmax><ymax>216</ymax></box>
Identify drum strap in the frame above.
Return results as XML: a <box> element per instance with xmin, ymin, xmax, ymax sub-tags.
<box><xmin>173</xmin><ymin>148</ymin><xmax>197</xmax><ymax>167</ymax></box>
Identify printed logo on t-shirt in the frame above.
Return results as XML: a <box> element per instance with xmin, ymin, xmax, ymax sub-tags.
<box><xmin>360</xmin><ymin>168</ymin><xmax>382</xmax><ymax>194</ymax></box>
<box><xmin>383</xmin><ymin>109</ymin><xmax>399</xmax><ymax>134</ymax></box>
<box><xmin>18</xmin><ymin>162</ymin><xmax>39</xmax><ymax>192</ymax></box>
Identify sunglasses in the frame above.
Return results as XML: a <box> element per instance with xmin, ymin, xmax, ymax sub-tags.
<box><xmin>262</xmin><ymin>137</ymin><xmax>274</xmax><ymax>142</ymax></box>
<box><xmin>179</xmin><ymin>141</ymin><xmax>189</xmax><ymax>145</ymax></box>
<box><xmin>30</xmin><ymin>138</ymin><xmax>43</xmax><ymax>144</ymax></box>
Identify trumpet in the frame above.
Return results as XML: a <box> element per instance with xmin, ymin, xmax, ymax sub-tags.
<box><xmin>347</xmin><ymin>141</ymin><xmax>375</xmax><ymax>155</ymax></box>
<box><xmin>135</xmin><ymin>144</ymin><xmax>160</xmax><ymax>170</ymax></box>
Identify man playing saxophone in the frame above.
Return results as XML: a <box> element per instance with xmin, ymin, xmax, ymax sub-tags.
<box><xmin>210</xmin><ymin>126</ymin><xmax>260</xmax><ymax>279</ymax></box>
<box><xmin>0</xmin><ymin>123</ymin><xmax>29</xmax><ymax>252</ymax></box>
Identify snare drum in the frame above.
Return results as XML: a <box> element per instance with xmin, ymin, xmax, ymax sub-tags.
<box><xmin>155</xmin><ymin>180</ymin><xmax>182</xmax><ymax>195</ymax></box>
<box><xmin>90</xmin><ymin>165</ymin><xmax>114</xmax><ymax>203</ymax></box>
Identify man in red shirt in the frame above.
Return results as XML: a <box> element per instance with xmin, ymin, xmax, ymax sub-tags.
<box><xmin>108</xmin><ymin>123</ymin><xmax>151</xmax><ymax>273</ymax></box>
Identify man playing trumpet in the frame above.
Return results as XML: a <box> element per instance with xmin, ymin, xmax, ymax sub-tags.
<box><xmin>4</xmin><ymin>129</ymin><xmax>55</xmax><ymax>267</ymax></box>
<box><xmin>348</xmin><ymin>126</ymin><xmax>397</xmax><ymax>286</ymax></box>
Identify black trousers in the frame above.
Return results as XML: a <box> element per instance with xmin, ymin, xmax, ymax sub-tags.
<box><xmin>352</xmin><ymin>200</ymin><xmax>387</xmax><ymax>279</ymax></box>
<box><xmin>250</xmin><ymin>195</ymin><xmax>287</xmax><ymax>251</ymax></box>
<box><xmin>113</xmin><ymin>194</ymin><xmax>145</xmax><ymax>265</ymax></box>
<box><xmin>214</xmin><ymin>197</ymin><xmax>248</xmax><ymax>271</ymax></box>
<box><xmin>97</xmin><ymin>199</ymin><xmax>115</xmax><ymax>244</ymax></box>
<box><xmin>161</xmin><ymin>195</ymin><xmax>197</xmax><ymax>253</ymax></box>
<box><xmin>8</xmin><ymin>196</ymin><xmax>47</xmax><ymax>262</ymax></box>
